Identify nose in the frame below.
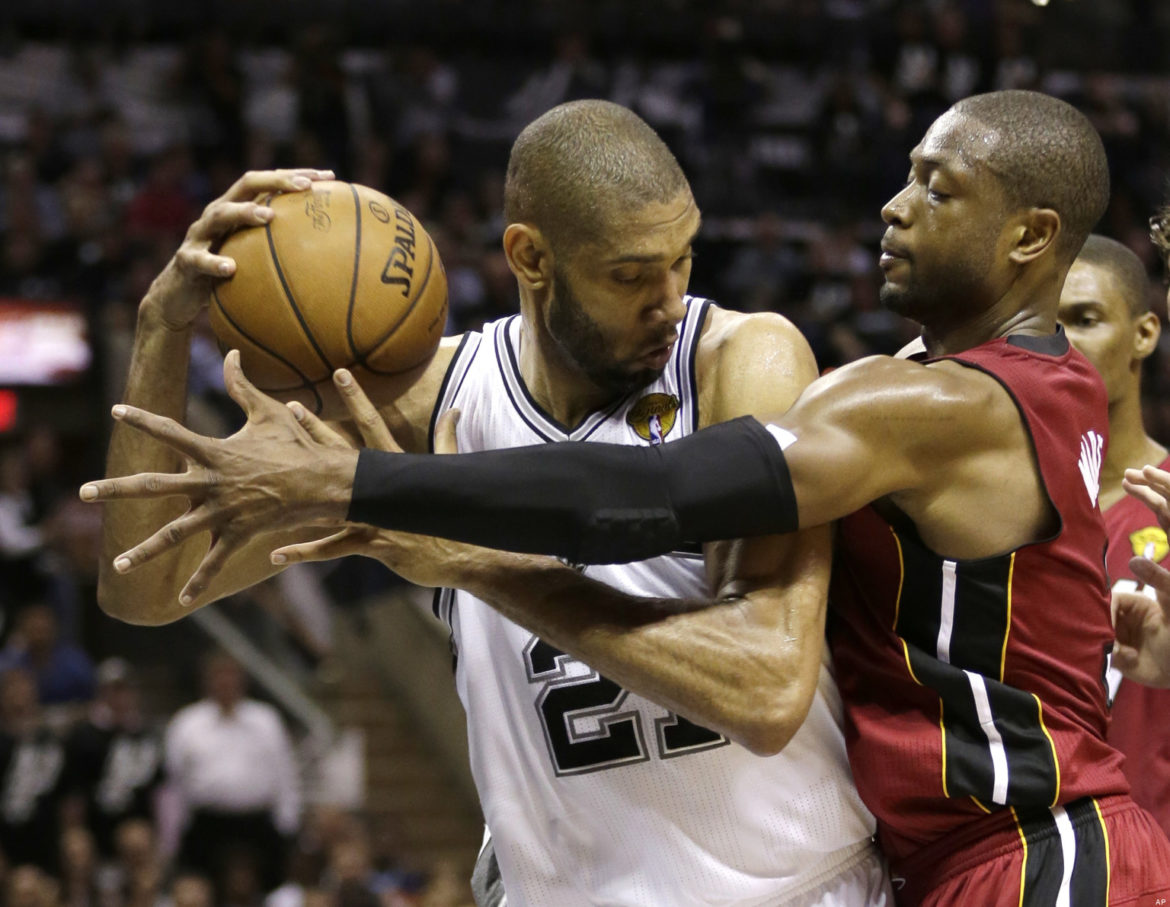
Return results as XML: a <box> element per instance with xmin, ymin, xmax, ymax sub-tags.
<box><xmin>653</xmin><ymin>268</ymin><xmax>688</xmax><ymax>327</ymax></box>
<box><xmin>881</xmin><ymin>183</ymin><xmax>912</xmax><ymax>226</ymax></box>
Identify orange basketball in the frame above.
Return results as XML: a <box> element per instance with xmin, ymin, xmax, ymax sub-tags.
<box><xmin>210</xmin><ymin>181</ymin><xmax>447</xmax><ymax>412</ymax></box>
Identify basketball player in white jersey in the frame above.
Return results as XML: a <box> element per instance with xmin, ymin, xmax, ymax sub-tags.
<box><xmin>95</xmin><ymin>101</ymin><xmax>889</xmax><ymax>904</ymax></box>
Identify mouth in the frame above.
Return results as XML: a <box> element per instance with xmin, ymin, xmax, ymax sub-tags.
<box><xmin>639</xmin><ymin>338</ymin><xmax>677</xmax><ymax>369</ymax></box>
<box><xmin>879</xmin><ymin>241</ymin><xmax>910</xmax><ymax>271</ymax></box>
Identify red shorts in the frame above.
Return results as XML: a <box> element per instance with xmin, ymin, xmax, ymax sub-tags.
<box><xmin>895</xmin><ymin>795</ymin><xmax>1170</xmax><ymax>906</ymax></box>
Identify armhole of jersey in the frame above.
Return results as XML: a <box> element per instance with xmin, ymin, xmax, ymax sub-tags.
<box><xmin>681</xmin><ymin>297</ymin><xmax>713</xmax><ymax>434</ymax></box>
<box><xmin>427</xmin><ymin>332</ymin><xmax>481</xmax><ymax>453</ymax></box>
<box><xmin>937</xmin><ymin>356</ymin><xmax>1064</xmax><ymax>548</ymax></box>
<box><xmin>432</xmin><ymin>585</ymin><xmax>455</xmax><ymax>625</ymax></box>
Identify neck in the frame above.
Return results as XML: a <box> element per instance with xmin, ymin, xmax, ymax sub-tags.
<box><xmin>518</xmin><ymin>311</ymin><xmax>616</xmax><ymax>428</ymax></box>
<box><xmin>921</xmin><ymin>270</ymin><xmax>1060</xmax><ymax>357</ymax></box>
<box><xmin>922</xmin><ymin>303</ymin><xmax>1056</xmax><ymax>358</ymax></box>
<box><xmin>1100</xmin><ymin>387</ymin><xmax>1166</xmax><ymax>511</ymax></box>
<box><xmin>213</xmin><ymin>698</ymin><xmax>239</xmax><ymax>716</ymax></box>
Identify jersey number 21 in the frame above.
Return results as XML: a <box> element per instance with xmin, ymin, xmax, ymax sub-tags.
<box><xmin>524</xmin><ymin>636</ymin><xmax>729</xmax><ymax>776</ymax></box>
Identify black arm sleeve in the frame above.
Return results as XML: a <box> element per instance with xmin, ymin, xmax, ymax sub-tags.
<box><xmin>347</xmin><ymin>415</ymin><xmax>799</xmax><ymax>564</ymax></box>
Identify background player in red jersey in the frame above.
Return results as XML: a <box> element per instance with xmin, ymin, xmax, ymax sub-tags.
<box><xmin>1057</xmin><ymin>234</ymin><xmax>1170</xmax><ymax>838</ymax></box>
<box><xmin>84</xmin><ymin>91</ymin><xmax>1170</xmax><ymax>903</ymax></box>
<box><xmin>1111</xmin><ymin>207</ymin><xmax>1170</xmax><ymax>691</ymax></box>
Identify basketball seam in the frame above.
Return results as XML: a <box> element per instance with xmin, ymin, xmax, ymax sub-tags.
<box><xmin>266</xmin><ymin>216</ymin><xmax>334</xmax><ymax>373</ymax></box>
<box><xmin>211</xmin><ymin>288</ymin><xmax>324</xmax><ymax>414</ymax></box>
<box><xmin>345</xmin><ymin>183</ymin><xmax>362</xmax><ymax>363</ymax></box>
<box><xmin>360</xmin><ymin>230</ymin><xmax>439</xmax><ymax>374</ymax></box>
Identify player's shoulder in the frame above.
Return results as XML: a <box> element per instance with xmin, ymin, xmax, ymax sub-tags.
<box><xmin>809</xmin><ymin>351</ymin><xmax>1010</xmax><ymax>428</ymax></box>
<box><xmin>697</xmin><ymin>304</ymin><xmax>809</xmax><ymax>353</ymax></box>
<box><xmin>695</xmin><ymin>304</ymin><xmax>816</xmax><ymax>378</ymax></box>
<box><xmin>692</xmin><ymin>303</ymin><xmax>819</xmax><ymax>422</ymax></box>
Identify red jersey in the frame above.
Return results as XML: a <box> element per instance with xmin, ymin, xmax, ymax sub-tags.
<box><xmin>830</xmin><ymin>331</ymin><xmax>1130</xmax><ymax>875</ymax></box>
<box><xmin>1103</xmin><ymin>454</ymin><xmax>1170</xmax><ymax>839</ymax></box>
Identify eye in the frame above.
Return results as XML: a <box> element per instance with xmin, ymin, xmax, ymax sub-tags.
<box><xmin>927</xmin><ymin>187</ymin><xmax>949</xmax><ymax>202</ymax></box>
<box><xmin>612</xmin><ymin>270</ymin><xmax>641</xmax><ymax>285</ymax></box>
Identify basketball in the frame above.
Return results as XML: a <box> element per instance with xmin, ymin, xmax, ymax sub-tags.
<box><xmin>210</xmin><ymin>181</ymin><xmax>448</xmax><ymax>412</ymax></box>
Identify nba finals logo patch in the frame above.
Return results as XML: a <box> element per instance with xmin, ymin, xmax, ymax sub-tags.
<box><xmin>627</xmin><ymin>393</ymin><xmax>680</xmax><ymax>446</ymax></box>
<box><xmin>1129</xmin><ymin>526</ymin><xmax>1169</xmax><ymax>563</ymax></box>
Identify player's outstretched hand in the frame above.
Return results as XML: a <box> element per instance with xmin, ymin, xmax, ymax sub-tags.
<box><xmin>146</xmin><ymin>168</ymin><xmax>335</xmax><ymax>331</ymax></box>
<box><xmin>79</xmin><ymin>351</ymin><xmax>358</xmax><ymax>605</ymax></box>
<box><xmin>1122</xmin><ymin>465</ymin><xmax>1170</xmax><ymax>534</ymax></box>
<box><xmin>1111</xmin><ymin>556</ymin><xmax>1170</xmax><ymax>688</ymax></box>
<box><xmin>271</xmin><ymin>374</ymin><xmax>475</xmax><ymax>589</ymax></box>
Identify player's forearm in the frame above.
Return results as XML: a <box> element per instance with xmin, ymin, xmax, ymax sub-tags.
<box><xmin>450</xmin><ymin>553</ymin><xmax>818</xmax><ymax>755</ymax></box>
<box><xmin>99</xmin><ymin>300</ymin><xmax>201</xmax><ymax>622</ymax></box>
<box><xmin>347</xmin><ymin>416</ymin><xmax>797</xmax><ymax>562</ymax></box>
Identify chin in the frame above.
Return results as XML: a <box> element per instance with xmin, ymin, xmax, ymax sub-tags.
<box><xmin>589</xmin><ymin>366</ymin><xmax>660</xmax><ymax>398</ymax></box>
<box><xmin>879</xmin><ymin>284</ymin><xmax>914</xmax><ymax>318</ymax></box>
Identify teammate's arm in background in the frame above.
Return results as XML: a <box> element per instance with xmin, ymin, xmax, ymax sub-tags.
<box><xmin>279</xmin><ymin>310</ymin><xmax>830</xmax><ymax>756</ymax></box>
<box><xmin>1111</xmin><ymin>465</ymin><xmax>1170</xmax><ymax>687</ymax></box>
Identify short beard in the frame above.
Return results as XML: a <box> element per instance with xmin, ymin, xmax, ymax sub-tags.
<box><xmin>548</xmin><ymin>269</ymin><xmax>663</xmax><ymax>397</ymax></box>
<box><xmin>879</xmin><ymin>281</ymin><xmax>914</xmax><ymax>318</ymax></box>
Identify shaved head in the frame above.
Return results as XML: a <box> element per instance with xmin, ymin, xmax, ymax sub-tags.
<box><xmin>952</xmin><ymin>91</ymin><xmax>1109</xmax><ymax>260</ymax></box>
<box><xmin>504</xmin><ymin>100</ymin><xmax>691</xmax><ymax>255</ymax></box>
<box><xmin>1075</xmin><ymin>234</ymin><xmax>1150</xmax><ymax>316</ymax></box>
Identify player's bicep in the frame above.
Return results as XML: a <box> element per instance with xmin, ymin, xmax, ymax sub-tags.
<box><xmin>760</xmin><ymin>358</ymin><xmax>942</xmax><ymax>529</ymax></box>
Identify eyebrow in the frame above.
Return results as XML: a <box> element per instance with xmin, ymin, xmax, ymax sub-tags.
<box><xmin>909</xmin><ymin>152</ymin><xmax>944</xmax><ymax>171</ymax></box>
<box><xmin>606</xmin><ymin>226</ymin><xmax>702</xmax><ymax>266</ymax></box>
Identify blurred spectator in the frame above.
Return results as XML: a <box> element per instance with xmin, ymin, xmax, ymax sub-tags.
<box><xmin>5</xmin><ymin>863</ymin><xmax>60</xmax><ymax>907</ymax></box>
<box><xmin>0</xmin><ymin>603</ymin><xmax>95</xmax><ymax>706</ymax></box>
<box><xmin>165</xmin><ymin>651</ymin><xmax>300</xmax><ymax>897</ymax></box>
<box><xmin>365</xmin><ymin>45</ymin><xmax>459</xmax><ymax>154</ymax></box>
<box><xmin>107</xmin><ymin>818</ymin><xmax>165</xmax><ymax>907</ymax></box>
<box><xmin>64</xmin><ymin>657</ymin><xmax>162</xmax><ymax>858</ymax></box>
<box><xmin>417</xmin><ymin>860</ymin><xmax>473</xmax><ymax>907</ymax></box>
<box><xmin>123</xmin><ymin>145</ymin><xmax>199</xmax><ymax>249</ymax></box>
<box><xmin>20</xmin><ymin>426</ymin><xmax>68</xmax><ymax>527</ymax></box>
<box><xmin>57</xmin><ymin>825</ymin><xmax>99</xmax><ymax>907</ymax></box>
<box><xmin>290</xmin><ymin>25</ymin><xmax>351</xmax><ymax>173</ymax></box>
<box><xmin>167</xmin><ymin>872</ymin><xmax>214</xmax><ymax>907</ymax></box>
<box><xmin>0</xmin><ymin>667</ymin><xmax>66</xmax><ymax>874</ymax></box>
<box><xmin>176</xmin><ymin>30</ymin><xmax>245</xmax><ymax>167</ymax></box>
<box><xmin>0</xmin><ymin>445</ymin><xmax>53</xmax><ymax>614</ymax></box>
<box><xmin>720</xmin><ymin>211</ymin><xmax>804</xmax><ymax>313</ymax></box>
<box><xmin>503</xmin><ymin>30</ymin><xmax>608</xmax><ymax>131</ymax></box>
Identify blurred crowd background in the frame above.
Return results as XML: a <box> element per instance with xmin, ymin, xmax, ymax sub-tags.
<box><xmin>0</xmin><ymin>0</ymin><xmax>1169</xmax><ymax>904</ymax></box>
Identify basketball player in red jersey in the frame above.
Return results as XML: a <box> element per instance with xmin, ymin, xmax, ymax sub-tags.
<box><xmin>1057</xmin><ymin>234</ymin><xmax>1170</xmax><ymax>838</ymax></box>
<box><xmin>85</xmin><ymin>92</ymin><xmax>1170</xmax><ymax>902</ymax></box>
<box><xmin>1111</xmin><ymin>208</ymin><xmax>1170</xmax><ymax>691</ymax></box>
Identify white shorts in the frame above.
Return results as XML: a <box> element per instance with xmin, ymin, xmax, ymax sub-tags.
<box><xmin>781</xmin><ymin>840</ymin><xmax>894</xmax><ymax>907</ymax></box>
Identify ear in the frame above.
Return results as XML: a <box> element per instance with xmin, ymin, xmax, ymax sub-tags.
<box><xmin>1007</xmin><ymin>208</ymin><xmax>1061</xmax><ymax>265</ymax></box>
<box><xmin>1134</xmin><ymin>309</ymin><xmax>1161</xmax><ymax>361</ymax></box>
<box><xmin>502</xmin><ymin>223</ymin><xmax>551</xmax><ymax>291</ymax></box>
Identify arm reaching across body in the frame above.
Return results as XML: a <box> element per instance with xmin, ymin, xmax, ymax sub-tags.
<box><xmin>276</xmin><ymin>309</ymin><xmax>833</xmax><ymax>755</ymax></box>
<box><xmin>84</xmin><ymin>339</ymin><xmax>1042</xmax><ymax>581</ymax></box>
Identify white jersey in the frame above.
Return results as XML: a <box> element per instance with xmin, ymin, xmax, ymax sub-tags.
<box><xmin>432</xmin><ymin>299</ymin><xmax>879</xmax><ymax>906</ymax></box>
